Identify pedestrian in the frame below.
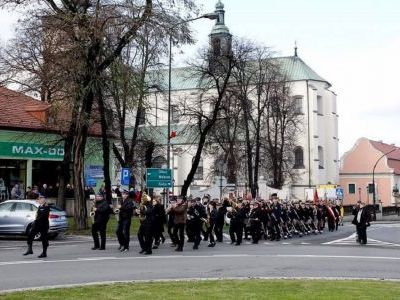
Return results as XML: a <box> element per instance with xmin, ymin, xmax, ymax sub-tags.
<box><xmin>352</xmin><ymin>201</ymin><xmax>371</xmax><ymax>244</ymax></box>
<box><xmin>152</xmin><ymin>196</ymin><xmax>166</xmax><ymax>249</ymax></box>
<box><xmin>186</xmin><ymin>198</ymin><xmax>203</xmax><ymax>250</ymax></box>
<box><xmin>116</xmin><ymin>190</ymin><xmax>136</xmax><ymax>252</ymax></box>
<box><xmin>91</xmin><ymin>193</ymin><xmax>111</xmax><ymax>250</ymax></box>
<box><xmin>227</xmin><ymin>201</ymin><xmax>245</xmax><ymax>245</ymax></box>
<box><xmin>11</xmin><ymin>183</ymin><xmax>23</xmax><ymax>200</ymax></box>
<box><xmin>206</xmin><ymin>201</ymin><xmax>218</xmax><ymax>247</ymax></box>
<box><xmin>137</xmin><ymin>192</ymin><xmax>154</xmax><ymax>255</ymax></box>
<box><xmin>169</xmin><ymin>197</ymin><xmax>187</xmax><ymax>252</ymax></box>
<box><xmin>23</xmin><ymin>194</ymin><xmax>50</xmax><ymax>258</ymax></box>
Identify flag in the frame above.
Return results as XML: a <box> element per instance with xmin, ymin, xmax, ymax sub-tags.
<box><xmin>313</xmin><ymin>189</ymin><xmax>319</xmax><ymax>204</ymax></box>
<box><xmin>170</xmin><ymin>131</ymin><xmax>177</xmax><ymax>138</ymax></box>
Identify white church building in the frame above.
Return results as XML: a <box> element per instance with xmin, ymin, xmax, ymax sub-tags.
<box><xmin>133</xmin><ymin>1</ymin><xmax>339</xmax><ymax>200</ymax></box>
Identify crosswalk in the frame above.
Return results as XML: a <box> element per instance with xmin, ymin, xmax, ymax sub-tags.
<box><xmin>323</xmin><ymin>233</ymin><xmax>400</xmax><ymax>247</ymax></box>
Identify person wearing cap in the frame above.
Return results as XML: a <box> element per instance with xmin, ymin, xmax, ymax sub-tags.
<box><xmin>116</xmin><ymin>190</ymin><xmax>136</xmax><ymax>252</ymax></box>
<box><xmin>23</xmin><ymin>194</ymin><xmax>50</xmax><ymax>258</ymax></box>
<box><xmin>169</xmin><ymin>197</ymin><xmax>188</xmax><ymax>251</ymax></box>
<box><xmin>91</xmin><ymin>193</ymin><xmax>111</xmax><ymax>250</ymax></box>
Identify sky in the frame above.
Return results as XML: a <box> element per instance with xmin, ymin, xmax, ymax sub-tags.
<box><xmin>0</xmin><ymin>0</ymin><xmax>399</xmax><ymax>156</ymax></box>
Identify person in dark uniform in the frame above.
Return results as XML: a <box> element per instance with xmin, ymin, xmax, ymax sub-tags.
<box><xmin>137</xmin><ymin>193</ymin><xmax>154</xmax><ymax>254</ymax></box>
<box><xmin>23</xmin><ymin>194</ymin><xmax>50</xmax><ymax>258</ymax></box>
<box><xmin>352</xmin><ymin>201</ymin><xmax>371</xmax><ymax>244</ymax></box>
<box><xmin>227</xmin><ymin>201</ymin><xmax>245</xmax><ymax>245</ymax></box>
<box><xmin>91</xmin><ymin>193</ymin><xmax>111</xmax><ymax>250</ymax></box>
<box><xmin>186</xmin><ymin>198</ymin><xmax>203</xmax><ymax>250</ymax></box>
<box><xmin>152</xmin><ymin>196</ymin><xmax>166</xmax><ymax>249</ymax></box>
<box><xmin>167</xmin><ymin>199</ymin><xmax>177</xmax><ymax>247</ymax></box>
<box><xmin>249</xmin><ymin>201</ymin><xmax>262</xmax><ymax>244</ymax></box>
<box><xmin>116</xmin><ymin>190</ymin><xmax>136</xmax><ymax>252</ymax></box>
<box><xmin>215</xmin><ymin>198</ymin><xmax>229</xmax><ymax>242</ymax></box>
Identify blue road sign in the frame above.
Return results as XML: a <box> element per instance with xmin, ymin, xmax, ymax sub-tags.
<box><xmin>336</xmin><ymin>187</ymin><xmax>344</xmax><ymax>200</ymax></box>
<box><xmin>146</xmin><ymin>168</ymin><xmax>172</xmax><ymax>188</ymax></box>
<box><xmin>121</xmin><ymin>168</ymin><xmax>131</xmax><ymax>185</ymax></box>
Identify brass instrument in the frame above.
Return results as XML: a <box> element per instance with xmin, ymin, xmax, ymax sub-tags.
<box><xmin>137</xmin><ymin>192</ymin><xmax>151</xmax><ymax>222</ymax></box>
<box><xmin>89</xmin><ymin>201</ymin><xmax>96</xmax><ymax>223</ymax></box>
<box><xmin>114</xmin><ymin>198</ymin><xmax>121</xmax><ymax>222</ymax></box>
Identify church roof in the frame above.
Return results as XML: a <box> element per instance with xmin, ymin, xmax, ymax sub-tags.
<box><xmin>148</xmin><ymin>55</ymin><xmax>330</xmax><ymax>91</ymax></box>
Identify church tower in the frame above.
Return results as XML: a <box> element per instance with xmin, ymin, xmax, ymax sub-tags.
<box><xmin>209</xmin><ymin>1</ymin><xmax>232</xmax><ymax>58</ymax></box>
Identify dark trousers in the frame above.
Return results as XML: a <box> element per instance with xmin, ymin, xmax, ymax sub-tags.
<box><xmin>327</xmin><ymin>218</ymin><xmax>335</xmax><ymax>232</ymax></box>
<box><xmin>138</xmin><ymin>224</ymin><xmax>153</xmax><ymax>252</ymax></box>
<box><xmin>173</xmin><ymin>223</ymin><xmax>185</xmax><ymax>250</ymax></box>
<box><xmin>168</xmin><ymin>222</ymin><xmax>177</xmax><ymax>244</ymax></box>
<box><xmin>229</xmin><ymin>222</ymin><xmax>243</xmax><ymax>244</ymax></box>
<box><xmin>356</xmin><ymin>225</ymin><xmax>367</xmax><ymax>244</ymax></box>
<box><xmin>251</xmin><ymin>221</ymin><xmax>261</xmax><ymax>243</ymax></box>
<box><xmin>116</xmin><ymin>218</ymin><xmax>131</xmax><ymax>249</ymax></box>
<box><xmin>207</xmin><ymin>223</ymin><xmax>216</xmax><ymax>244</ymax></box>
<box><xmin>27</xmin><ymin>224</ymin><xmax>49</xmax><ymax>253</ymax></box>
<box><xmin>188</xmin><ymin>222</ymin><xmax>202</xmax><ymax>248</ymax></box>
<box><xmin>215</xmin><ymin>222</ymin><xmax>224</xmax><ymax>242</ymax></box>
<box><xmin>92</xmin><ymin>221</ymin><xmax>107</xmax><ymax>249</ymax></box>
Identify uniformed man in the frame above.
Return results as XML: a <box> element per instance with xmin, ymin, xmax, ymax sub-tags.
<box><xmin>23</xmin><ymin>194</ymin><xmax>50</xmax><ymax>258</ymax></box>
<box><xmin>186</xmin><ymin>198</ymin><xmax>203</xmax><ymax>250</ymax></box>
<box><xmin>227</xmin><ymin>201</ymin><xmax>246</xmax><ymax>245</ymax></box>
<box><xmin>169</xmin><ymin>197</ymin><xmax>187</xmax><ymax>252</ymax></box>
<box><xmin>137</xmin><ymin>193</ymin><xmax>154</xmax><ymax>254</ymax></box>
<box><xmin>91</xmin><ymin>193</ymin><xmax>111</xmax><ymax>250</ymax></box>
<box><xmin>116</xmin><ymin>190</ymin><xmax>136</xmax><ymax>252</ymax></box>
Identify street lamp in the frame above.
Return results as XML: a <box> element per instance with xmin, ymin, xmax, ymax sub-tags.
<box><xmin>372</xmin><ymin>148</ymin><xmax>399</xmax><ymax>220</ymax></box>
<box><xmin>167</xmin><ymin>13</ymin><xmax>219</xmax><ymax>171</ymax></box>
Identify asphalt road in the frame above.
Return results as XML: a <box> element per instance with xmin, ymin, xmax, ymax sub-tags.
<box><xmin>0</xmin><ymin>222</ymin><xmax>399</xmax><ymax>292</ymax></box>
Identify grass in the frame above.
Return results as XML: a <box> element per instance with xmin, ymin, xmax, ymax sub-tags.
<box><xmin>1</xmin><ymin>279</ymin><xmax>400</xmax><ymax>299</ymax></box>
<box><xmin>66</xmin><ymin>216</ymin><xmax>140</xmax><ymax>238</ymax></box>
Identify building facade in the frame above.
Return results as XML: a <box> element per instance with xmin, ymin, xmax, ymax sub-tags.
<box><xmin>130</xmin><ymin>1</ymin><xmax>339</xmax><ymax>199</ymax></box>
<box><xmin>340</xmin><ymin>137</ymin><xmax>400</xmax><ymax>207</ymax></box>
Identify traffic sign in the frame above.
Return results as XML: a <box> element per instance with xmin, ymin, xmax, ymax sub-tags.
<box><xmin>121</xmin><ymin>168</ymin><xmax>131</xmax><ymax>185</ymax></box>
<box><xmin>336</xmin><ymin>187</ymin><xmax>344</xmax><ymax>200</ymax></box>
<box><xmin>146</xmin><ymin>168</ymin><xmax>172</xmax><ymax>188</ymax></box>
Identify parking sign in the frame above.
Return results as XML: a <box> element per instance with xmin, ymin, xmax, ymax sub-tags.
<box><xmin>121</xmin><ymin>168</ymin><xmax>131</xmax><ymax>186</ymax></box>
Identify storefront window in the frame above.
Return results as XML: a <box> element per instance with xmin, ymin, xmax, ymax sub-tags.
<box><xmin>0</xmin><ymin>159</ymin><xmax>27</xmax><ymax>199</ymax></box>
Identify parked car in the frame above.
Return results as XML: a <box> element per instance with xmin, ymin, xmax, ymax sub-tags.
<box><xmin>0</xmin><ymin>200</ymin><xmax>68</xmax><ymax>239</ymax></box>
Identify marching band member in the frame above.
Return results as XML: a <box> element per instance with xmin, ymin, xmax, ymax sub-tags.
<box><xmin>116</xmin><ymin>189</ymin><xmax>136</xmax><ymax>252</ymax></box>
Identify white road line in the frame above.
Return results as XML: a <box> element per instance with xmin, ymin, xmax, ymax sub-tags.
<box><xmin>1</xmin><ymin>253</ymin><xmax>400</xmax><ymax>267</ymax></box>
<box><xmin>323</xmin><ymin>232</ymin><xmax>400</xmax><ymax>247</ymax></box>
<box><xmin>300</xmin><ymin>242</ymin><xmax>310</xmax><ymax>245</ymax></box>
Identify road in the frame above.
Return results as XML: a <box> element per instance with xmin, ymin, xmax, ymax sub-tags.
<box><xmin>0</xmin><ymin>223</ymin><xmax>399</xmax><ymax>292</ymax></box>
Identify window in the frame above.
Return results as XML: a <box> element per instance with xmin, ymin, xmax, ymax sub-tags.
<box><xmin>0</xmin><ymin>202</ymin><xmax>14</xmax><ymax>212</ymax></box>
<box><xmin>14</xmin><ymin>202</ymin><xmax>34</xmax><ymax>211</ymax></box>
<box><xmin>294</xmin><ymin>147</ymin><xmax>304</xmax><ymax>169</ymax></box>
<box><xmin>212</xmin><ymin>38</ymin><xmax>221</xmax><ymax>56</ymax></box>
<box><xmin>171</xmin><ymin>105</ymin><xmax>179</xmax><ymax>124</ymax></box>
<box><xmin>317</xmin><ymin>96</ymin><xmax>323</xmax><ymax>115</ymax></box>
<box><xmin>138</xmin><ymin>108</ymin><xmax>146</xmax><ymax>125</ymax></box>
<box><xmin>293</xmin><ymin>96</ymin><xmax>303</xmax><ymax>114</ymax></box>
<box><xmin>318</xmin><ymin>146</ymin><xmax>324</xmax><ymax>169</ymax></box>
<box><xmin>368</xmin><ymin>183</ymin><xmax>374</xmax><ymax>194</ymax></box>
<box><xmin>193</xmin><ymin>157</ymin><xmax>204</xmax><ymax>180</ymax></box>
<box><xmin>348</xmin><ymin>184</ymin><xmax>356</xmax><ymax>194</ymax></box>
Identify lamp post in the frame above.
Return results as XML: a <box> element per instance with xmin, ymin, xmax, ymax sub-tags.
<box><xmin>372</xmin><ymin>148</ymin><xmax>399</xmax><ymax>220</ymax></box>
<box><xmin>167</xmin><ymin>13</ymin><xmax>219</xmax><ymax>172</ymax></box>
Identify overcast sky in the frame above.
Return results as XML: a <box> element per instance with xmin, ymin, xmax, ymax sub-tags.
<box><xmin>1</xmin><ymin>0</ymin><xmax>399</xmax><ymax>156</ymax></box>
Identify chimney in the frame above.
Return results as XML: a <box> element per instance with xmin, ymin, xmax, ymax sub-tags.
<box><xmin>25</xmin><ymin>104</ymin><xmax>50</xmax><ymax>123</ymax></box>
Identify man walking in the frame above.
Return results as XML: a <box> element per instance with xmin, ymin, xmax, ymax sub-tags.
<box><xmin>352</xmin><ymin>201</ymin><xmax>371</xmax><ymax>245</ymax></box>
<box><xmin>91</xmin><ymin>193</ymin><xmax>111</xmax><ymax>250</ymax></box>
<box><xmin>23</xmin><ymin>194</ymin><xmax>50</xmax><ymax>258</ymax></box>
<box><xmin>116</xmin><ymin>190</ymin><xmax>135</xmax><ymax>252</ymax></box>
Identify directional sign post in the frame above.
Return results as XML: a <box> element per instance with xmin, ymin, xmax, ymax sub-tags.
<box><xmin>146</xmin><ymin>168</ymin><xmax>172</xmax><ymax>188</ymax></box>
<box><xmin>121</xmin><ymin>168</ymin><xmax>131</xmax><ymax>186</ymax></box>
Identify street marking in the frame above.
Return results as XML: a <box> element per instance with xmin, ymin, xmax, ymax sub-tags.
<box><xmin>282</xmin><ymin>242</ymin><xmax>291</xmax><ymax>245</ymax></box>
<box><xmin>301</xmin><ymin>242</ymin><xmax>310</xmax><ymax>245</ymax></box>
<box><xmin>1</xmin><ymin>254</ymin><xmax>400</xmax><ymax>267</ymax></box>
<box><xmin>323</xmin><ymin>233</ymin><xmax>400</xmax><ymax>247</ymax></box>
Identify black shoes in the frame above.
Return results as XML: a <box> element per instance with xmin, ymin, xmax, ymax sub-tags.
<box><xmin>38</xmin><ymin>252</ymin><xmax>47</xmax><ymax>258</ymax></box>
<box><xmin>91</xmin><ymin>247</ymin><xmax>99</xmax><ymax>250</ymax></box>
<box><xmin>175</xmin><ymin>247</ymin><xmax>183</xmax><ymax>252</ymax></box>
<box><xmin>23</xmin><ymin>247</ymin><xmax>33</xmax><ymax>256</ymax></box>
<box><xmin>207</xmin><ymin>243</ymin><xmax>216</xmax><ymax>247</ymax></box>
<box><xmin>193</xmin><ymin>245</ymin><xmax>199</xmax><ymax>250</ymax></box>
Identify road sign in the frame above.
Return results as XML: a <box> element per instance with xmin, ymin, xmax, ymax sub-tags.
<box><xmin>146</xmin><ymin>168</ymin><xmax>172</xmax><ymax>188</ymax></box>
<box><xmin>336</xmin><ymin>187</ymin><xmax>344</xmax><ymax>200</ymax></box>
<box><xmin>121</xmin><ymin>168</ymin><xmax>131</xmax><ymax>186</ymax></box>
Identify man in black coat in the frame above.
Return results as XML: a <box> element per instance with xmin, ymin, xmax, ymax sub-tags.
<box><xmin>116</xmin><ymin>190</ymin><xmax>136</xmax><ymax>252</ymax></box>
<box><xmin>91</xmin><ymin>193</ymin><xmax>111</xmax><ymax>250</ymax></box>
<box><xmin>23</xmin><ymin>194</ymin><xmax>50</xmax><ymax>258</ymax></box>
<box><xmin>352</xmin><ymin>201</ymin><xmax>371</xmax><ymax>244</ymax></box>
<box><xmin>228</xmin><ymin>201</ymin><xmax>246</xmax><ymax>245</ymax></box>
<box><xmin>137</xmin><ymin>194</ymin><xmax>154</xmax><ymax>254</ymax></box>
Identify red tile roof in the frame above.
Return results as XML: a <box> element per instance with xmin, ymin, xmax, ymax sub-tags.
<box><xmin>370</xmin><ymin>139</ymin><xmax>400</xmax><ymax>174</ymax></box>
<box><xmin>0</xmin><ymin>87</ymin><xmax>102</xmax><ymax>136</ymax></box>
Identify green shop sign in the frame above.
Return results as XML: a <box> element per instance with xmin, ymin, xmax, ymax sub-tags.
<box><xmin>0</xmin><ymin>142</ymin><xmax>64</xmax><ymax>159</ymax></box>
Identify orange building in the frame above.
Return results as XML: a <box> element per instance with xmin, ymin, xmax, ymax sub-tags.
<box><xmin>340</xmin><ymin>138</ymin><xmax>400</xmax><ymax>207</ymax></box>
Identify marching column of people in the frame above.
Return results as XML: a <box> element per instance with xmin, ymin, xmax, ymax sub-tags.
<box><xmin>22</xmin><ymin>189</ymin><xmax>361</xmax><ymax>259</ymax></box>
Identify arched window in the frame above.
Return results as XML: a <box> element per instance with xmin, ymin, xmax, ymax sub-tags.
<box><xmin>294</xmin><ymin>147</ymin><xmax>304</xmax><ymax>169</ymax></box>
<box><xmin>318</xmin><ymin>146</ymin><xmax>324</xmax><ymax>169</ymax></box>
<box><xmin>193</xmin><ymin>157</ymin><xmax>204</xmax><ymax>180</ymax></box>
<box><xmin>152</xmin><ymin>156</ymin><xmax>167</xmax><ymax>169</ymax></box>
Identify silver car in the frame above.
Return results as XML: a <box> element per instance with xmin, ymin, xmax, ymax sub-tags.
<box><xmin>0</xmin><ymin>200</ymin><xmax>68</xmax><ymax>238</ymax></box>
